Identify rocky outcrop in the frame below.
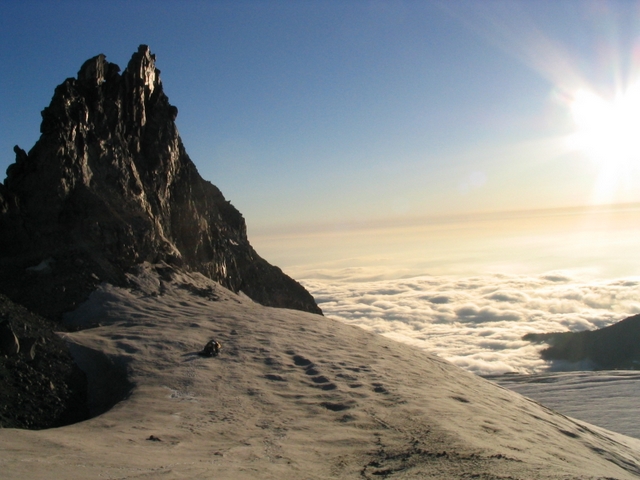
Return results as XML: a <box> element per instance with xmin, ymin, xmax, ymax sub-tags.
<box><xmin>0</xmin><ymin>294</ymin><xmax>89</xmax><ymax>429</ymax></box>
<box><xmin>0</xmin><ymin>319</ymin><xmax>20</xmax><ymax>356</ymax></box>
<box><xmin>0</xmin><ymin>45</ymin><xmax>321</xmax><ymax>319</ymax></box>
<box><xmin>524</xmin><ymin>313</ymin><xmax>640</xmax><ymax>370</ymax></box>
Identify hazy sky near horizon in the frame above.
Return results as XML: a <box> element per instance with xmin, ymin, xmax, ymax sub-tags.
<box><xmin>2</xmin><ymin>0</ymin><xmax>640</xmax><ymax>278</ymax></box>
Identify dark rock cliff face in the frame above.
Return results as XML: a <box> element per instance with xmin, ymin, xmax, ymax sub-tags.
<box><xmin>0</xmin><ymin>45</ymin><xmax>321</xmax><ymax>319</ymax></box>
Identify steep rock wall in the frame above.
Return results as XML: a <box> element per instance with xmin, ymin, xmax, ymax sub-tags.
<box><xmin>0</xmin><ymin>45</ymin><xmax>321</xmax><ymax>318</ymax></box>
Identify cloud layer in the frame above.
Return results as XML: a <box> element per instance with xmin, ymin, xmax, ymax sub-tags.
<box><xmin>302</xmin><ymin>271</ymin><xmax>640</xmax><ymax>375</ymax></box>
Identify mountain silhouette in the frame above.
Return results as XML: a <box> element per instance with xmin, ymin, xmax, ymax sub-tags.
<box><xmin>0</xmin><ymin>45</ymin><xmax>320</xmax><ymax>429</ymax></box>
<box><xmin>0</xmin><ymin>45</ymin><xmax>321</xmax><ymax>320</ymax></box>
<box><xmin>525</xmin><ymin>313</ymin><xmax>640</xmax><ymax>370</ymax></box>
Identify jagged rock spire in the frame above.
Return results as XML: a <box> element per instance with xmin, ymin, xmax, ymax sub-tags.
<box><xmin>0</xmin><ymin>45</ymin><xmax>321</xmax><ymax>318</ymax></box>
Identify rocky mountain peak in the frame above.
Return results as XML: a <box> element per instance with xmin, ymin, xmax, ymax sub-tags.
<box><xmin>0</xmin><ymin>45</ymin><xmax>321</xmax><ymax>319</ymax></box>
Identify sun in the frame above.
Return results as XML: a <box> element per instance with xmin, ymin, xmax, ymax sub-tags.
<box><xmin>566</xmin><ymin>82</ymin><xmax>640</xmax><ymax>202</ymax></box>
<box><xmin>568</xmin><ymin>83</ymin><xmax>640</xmax><ymax>164</ymax></box>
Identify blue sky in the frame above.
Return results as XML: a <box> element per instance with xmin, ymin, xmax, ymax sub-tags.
<box><xmin>2</xmin><ymin>1</ymin><xmax>640</xmax><ymax>277</ymax></box>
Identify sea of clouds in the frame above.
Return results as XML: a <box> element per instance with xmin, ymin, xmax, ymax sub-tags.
<box><xmin>302</xmin><ymin>271</ymin><xmax>640</xmax><ymax>375</ymax></box>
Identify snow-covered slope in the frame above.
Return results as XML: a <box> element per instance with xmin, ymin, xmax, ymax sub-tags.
<box><xmin>492</xmin><ymin>371</ymin><xmax>640</xmax><ymax>441</ymax></box>
<box><xmin>1</xmin><ymin>263</ymin><xmax>639</xmax><ymax>479</ymax></box>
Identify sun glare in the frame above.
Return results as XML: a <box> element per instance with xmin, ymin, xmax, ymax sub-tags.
<box><xmin>568</xmin><ymin>82</ymin><xmax>640</xmax><ymax>166</ymax></box>
<box><xmin>566</xmin><ymin>82</ymin><xmax>640</xmax><ymax>202</ymax></box>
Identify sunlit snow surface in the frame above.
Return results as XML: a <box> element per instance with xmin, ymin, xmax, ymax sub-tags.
<box><xmin>490</xmin><ymin>371</ymin><xmax>640</xmax><ymax>440</ymax></box>
<box><xmin>304</xmin><ymin>274</ymin><xmax>640</xmax><ymax>439</ymax></box>
<box><xmin>5</xmin><ymin>265</ymin><xmax>640</xmax><ymax>479</ymax></box>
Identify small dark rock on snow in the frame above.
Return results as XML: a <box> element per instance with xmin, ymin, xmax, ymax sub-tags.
<box><xmin>201</xmin><ymin>339</ymin><xmax>222</xmax><ymax>357</ymax></box>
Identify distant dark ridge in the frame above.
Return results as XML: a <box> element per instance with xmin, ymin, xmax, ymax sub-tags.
<box><xmin>524</xmin><ymin>313</ymin><xmax>640</xmax><ymax>370</ymax></box>
<box><xmin>0</xmin><ymin>45</ymin><xmax>321</xmax><ymax>319</ymax></box>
